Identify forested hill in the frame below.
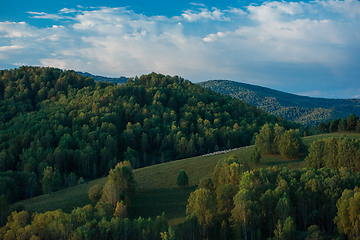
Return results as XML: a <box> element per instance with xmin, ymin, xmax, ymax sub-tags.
<box><xmin>76</xmin><ymin>71</ymin><xmax>128</xmax><ymax>85</ymax></box>
<box><xmin>199</xmin><ymin>80</ymin><xmax>360</xmax><ymax>125</ymax></box>
<box><xmin>0</xmin><ymin>66</ymin><xmax>300</xmax><ymax>204</ymax></box>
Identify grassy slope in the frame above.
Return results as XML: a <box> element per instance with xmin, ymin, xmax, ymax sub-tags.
<box><xmin>13</xmin><ymin>132</ymin><xmax>360</xmax><ymax>225</ymax></box>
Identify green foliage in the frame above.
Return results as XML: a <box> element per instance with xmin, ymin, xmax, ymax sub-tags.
<box><xmin>249</xmin><ymin>147</ymin><xmax>261</xmax><ymax>165</ymax></box>
<box><xmin>1</xmin><ymin>66</ymin><xmax>300</xmax><ymax>204</ymax></box>
<box><xmin>176</xmin><ymin>170</ymin><xmax>189</xmax><ymax>189</ymax></box>
<box><xmin>255</xmin><ymin>124</ymin><xmax>303</xmax><ymax>159</ymax></box>
<box><xmin>334</xmin><ymin>187</ymin><xmax>360</xmax><ymax>240</ymax></box>
<box><xmin>279</xmin><ymin>129</ymin><xmax>303</xmax><ymax>159</ymax></box>
<box><xmin>113</xmin><ymin>201</ymin><xmax>127</xmax><ymax>219</ymax></box>
<box><xmin>41</xmin><ymin>166</ymin><xmax>57</xmax><ymax>194</ymax></box>
<box><xmin>255</xmin><ymin>124</ymin><xmax>277</xmax><ymax>154</ymax></box>
<box><xmin>186</xmin><ymin>188</ymin><xmax>215</xmax><ymax>236</ymax></box>
<box><xmin>0</xmin><ymin>206</ymin><xmax>170</xmax><ymax>240</ymax></box>
<box><xmin>4</xmin><ymin>131</ymin><xmax>360</xmax><ymax>239</ymax></box>
<box><xmin>317</xmin><ymin>122</ymin><xmax>324</xmax><ymax>134</ymax></box>
<box><xmin>305</xmin><ymin>136</ymin><xmax>360</xmax><ymax>172</ymax></box>
<box><xmin>88</xmin><ymin>184</ymin><xmax>102</xmax><ymax>203</ymax></box>
<box><xmin>100</xmin><ymin>161</ymin><xmax>135</xmax><ymax>208</ymax></box>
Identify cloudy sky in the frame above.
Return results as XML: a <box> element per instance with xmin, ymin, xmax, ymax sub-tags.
<box><xmin>0</xmin><ymin>0</ymin><xmax>359</xmax><ymax>98</ymax></box>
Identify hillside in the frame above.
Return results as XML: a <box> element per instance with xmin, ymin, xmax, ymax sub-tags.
<box><xmin>0</xmin><ymin>66</ymin><xmax>301</xmax><ymax>206</ymax></box>
<box><xmin>13</xmin><ymin>132</ymin><xmax>360</xmax><ymax>226</ymax></box>
<box><xmin>76</xmin><ymin>71</ymin><xmax>128</xmax><ymax>85</ymax></box>
<box><xmin>199</xmin><ymin>80</ymin><xmax>360</xmax><ymax>125</ymax></box>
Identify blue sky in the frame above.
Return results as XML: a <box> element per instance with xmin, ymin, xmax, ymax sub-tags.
<box><xmin>1</xmin><ymin>0</ymin><xmax>359</xmax><ymax>98</ymax></box>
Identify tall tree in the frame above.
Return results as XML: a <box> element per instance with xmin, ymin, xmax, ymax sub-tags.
<box><xmin>100</xmin><ymin>161</ymin><xmax>135</xmax><ymax>208</ymax></box>
<box><xmin>317</xmin><ymin>122</ymin><xmax>324</xmax><ymax>134</ymax></box>
<box><xmin>41</xmin><ymin>166</ymin><xmax>57</xmax><ymax>194</ymax></box>
<box><xmin>279</xmin><ymin>129</ymin><xmax>302</xmax><ymax>159</ymax></box>
<box><xmin>231</xmin><ymin>188</ymin><xmax>259</xmax><ymax>240</ymax></box>
<box><xmin>255</xmin><ymin>124</ymin><xmax>276</xmax><ymax>154</ymax></box>
<box><xmin>186</xmin><ymin>188</ymin><xmax>216</xmax><ymax>237</ymax></box>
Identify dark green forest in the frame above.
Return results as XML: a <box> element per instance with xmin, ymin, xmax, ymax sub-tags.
<box><xmin>199</xmin><ymin>80</ymin><xmax>360</xmax><ymax>125</ymax></box>
<box><xmin>0</xmin><ymin>66</ymin><xmax>300</xmax><ymax>205</ymax></box>
<box><xmin>2</xmin><ymin>66</ymin><xmax>360</xmax><ymax>240</ymax></box>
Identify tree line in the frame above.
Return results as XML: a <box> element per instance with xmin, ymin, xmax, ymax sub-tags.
<box><xmin>0</xmin><ymin>66</ymin><xmax>301</xmax><ymax>205</ymax></box>
<box><xmin>317</xmin><ymin>113</ymin><xmax>360</xmax><ymax>134</ymax></box>
<box><xmin>306</xmin><ymin>136</ymin><xmax>360</xmax><ymax>172</ymax></box>
<box><xmin>183</xmin><ymin>157</ymin><xmax>360</xmax><ymax>240</ymax></box>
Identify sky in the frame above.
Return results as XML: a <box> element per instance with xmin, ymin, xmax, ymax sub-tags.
<box><xmin>0</xmin><ymin>0</ymin><xmax>359</xmax><ymax>99</ymax></box>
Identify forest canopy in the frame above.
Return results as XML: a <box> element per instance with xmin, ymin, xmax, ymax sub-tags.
<box><xmin>0</xmin><ymin>66</ymin><xmax>301</xmax><ymax>204</ymax></box>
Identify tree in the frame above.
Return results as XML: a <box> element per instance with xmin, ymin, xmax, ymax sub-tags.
<box><xmin>177</xmin><ymin>170</ymin><xmax>189</xmax><ymax>189</ymax></box>
<box><xmin>324</xmin><ymin>120</ymin><xmax>331</xmax><ymax>133</ymax></box>
<box><xmin>317</xmin><ymin>122</ymin><xmax>324</xmax><ymax>134</ymax></box>
<box><xmin>305</xmin><ymin>140</ymin><xmax>325</xmax><ymax>169</ymax></box>
<box><xmin>113</xmin><ymin>201</ymin><xmax>127</xmax><ymax>219</ymax></box>
<box><xmin>255</xmin><ymin>124</ymin><xmax>276</xmax><ymax>154</ymax></box>
<box><xmin>334</xmin><ymin>187</ymin><xmax>360</xmax><ymax>240</ymax></box>
<box><xmin>275</xmin><ymin>193</ymin><xmax>291</xmax><ymax>223</ymax></box>
<box><xmin>101</xmin><ymin>161</ymin><xmax>135</xmax><ymax>208</ymax></box>
<box><xmin>274</xmin><ymin>124</ymin><xmax>285</xmax><ymax>152</ymax></box>
<box><xmin>124</xmin><ymin>147</ymin><xmax>139</xmax><ymax>169</ymax></box>
<box><xmin>282</xmin><ymin>217</ymin><xmax>296</xmax><ymax>240</ymax></box>
<box><xmin>249</xmin><ymin>147</ymin><xmax>261</xmax><ymax>165</ymax></box>
<box><xmin>186</xmin><ymin>188</ymin><xmax>215</xmax><ymax>236</ymax></box>
<box><xmin>231</xmin><ymin>188</ymin><xmax>259</xmax><ymax>240</ymax></box>
<box><xmin>347</xmin><ymin>113</ymin><xmax>357</xmax><ymax>131</ymax></box>
<box><xmin>279</xmin><ymin>129</ymin><xmax>302</xmax><ymax>159</ymax></box>
<box><xmin>330</xmin><ymin>119</ymin><xmax>339</xmax><ymax>132</ymax></box>
<box><xmin>88</xmin><ymin>184</ymin><xmax>102</xmax><ymax>203</ymax></box>
<box><xmin>338</xmin><ymin>117</ymin><xmax>347</xmax><ymax>132</ymax></box>
<box><xmin>41</xmin><ymin>166</ymin><xmax>57</xmax><ymax>194</ymax></box>
<box><xmin>212</xmin><ymin>156</ymin><xmax>241</xmax><ymax>191</ymax></box>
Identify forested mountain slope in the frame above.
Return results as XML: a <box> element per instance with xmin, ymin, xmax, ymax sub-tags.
<box><xmin>0</xmin><ymin>66</ymin><xmax>300</xmax><ymax>205</ymax></box>
<box><xmin>199</xmin><ymin>80</ymin><xmax>360</xmax><ymax>125</ymax></box>
<box><xmin>76</xmin><ymin>71</ymin><xmax>128</xmax><ymax>85</ymax></box>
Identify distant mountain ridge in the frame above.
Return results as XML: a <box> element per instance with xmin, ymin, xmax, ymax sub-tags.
<box><xmin>198</xmin><ymin>80</ymin><xmax>360</xmax><ymax>125</ymax></box>
<box><xmin>76</xmin><ymin>71</ymin><xmax>128</xmax><ymax>85</ymax></box>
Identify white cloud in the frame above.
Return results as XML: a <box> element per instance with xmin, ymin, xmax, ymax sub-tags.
<box><xmin>0</xmin><ymin>21</ymin><xmax>38</xmax><ymax>37</ymax></box>
<box><xmin>60</xmin><ymin>8</ymin><xmax>78</xmax><ymax>13</ymax></box>
<box><xmin>190</xmin><ymin>3</ymin><xmax>206</xmax><ymax>7</ymax></box>
<box><xmin>297</xmin><ymin>90</ymin><xmax>321</xmax><ymax>97</ymax></box>
<box><xmin>0</xmin><ymin>45</ymin><xmax>24</xmax><ymax>51</ymax></box>
<box><xmin>228</xmin><ymin>7</ymin><xmax>246</xmax><ymax>15</ymax></box>
<box><xmin>28</xmin><ymin>12</ymin><xmax>67</xmax><ymax>20</ymax></box>
<box><xmin>182</xmin><ymin>7</ymin><xmax>230</xmax><ymax>22</ymax></box>
<box><xmin>0</xmin><ymin>1</ymin><xmax>359</xmax><ymax>98</ymax></box>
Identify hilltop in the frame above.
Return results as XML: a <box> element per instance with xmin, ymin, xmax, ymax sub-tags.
<box><xmin>76</xmin><ymin>71</ymin><xmax>128</xmax><ymax>85</ymax></box>
<box><xmin>199</xmin><ymin>80</ymin><xmax>360</xmax><ymax>125</ymax></box>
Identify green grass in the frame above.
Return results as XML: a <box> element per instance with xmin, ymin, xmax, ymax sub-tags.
<box><xmin>13</xmin><ymin>177</ymin><xmax>108</xmax><ymax>214</ymax></box>
<box><xmin>12</xmin><ymin>132</ymin><xmax>360</xmax><ymax>226</ymax></box>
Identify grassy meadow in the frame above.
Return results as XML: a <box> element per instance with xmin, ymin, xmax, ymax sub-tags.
<box><xmin>12</xmin><ymin>132</ymin><xmax>360</xmax><ymax>226</ymax></box>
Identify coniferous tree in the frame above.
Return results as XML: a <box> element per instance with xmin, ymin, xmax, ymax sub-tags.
<box><xmin>176</xmin><ymin>170</ymin><xmax>189</xmax><ymax>189</ymax></box>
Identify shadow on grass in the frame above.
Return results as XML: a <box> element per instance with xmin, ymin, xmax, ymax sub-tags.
<box><xmin>130</xmin><ymin>185</ymin><xmax>197</xmax><ymax>222</ymax></box>
<box><xmin>264</xmin><ymin>158</ymin><xmax>304</xmax><ymax>166</ymax></box>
